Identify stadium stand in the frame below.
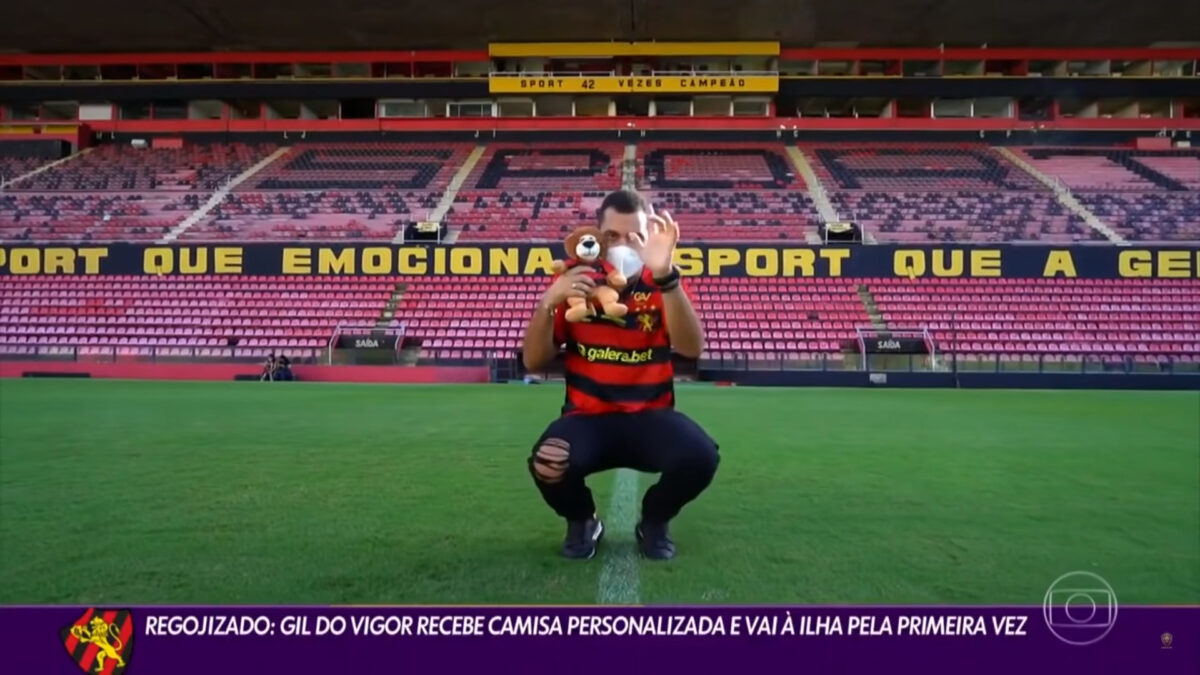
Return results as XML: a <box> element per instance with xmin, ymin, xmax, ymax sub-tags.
<box><xmin>2</xmin><ymin>140</ymin><xmax>1198</xmax><ymax>370</ymax></box>
<box><xmin>0</xmin><ymin>192</ymin><xmax>199</xmax><ymax>242</ymax></box>
<box><xmin>9</xmin><ymin>144</ymin><xmax>275</xmax><ymax>191</ymax></box>
<box><xmin>869</xmin><ymin>277</ymin><xmax>1200</xmax><ymax>365</ymax></box>
<box><xmin>0</xmin><ymin>156</ymin><xmax>51</xmax><ymax>185</ymax></box>
<box><xmin>183</xmin><ymin>143</ymin><xmax>474</xmax><ymax>242</ymax></box>
<box><xmin>241</xmin><ymin>143</ymin><xmax>468</xmax><ymax>191</ymax></box>
<box><xmin>1011</xmin><ymin>147</ymin><xmax>1200</xmax><ymax>241</ymax></box>
<box><xmin>447</xmin><ymin>143</ymin><xmax>622</xmax><ymax>241</ymax></box>
<box><xmin>805</xmin><ymin>143</ymin><xmax>1103</xmax><ymax>243</ymax></box>
<box><xmin>0</xmin><ymin>275</ymin><xmax>391</xmax><ymax>362</ymax></box>
<box><xmin>184</xmin><ymin>190</ymin><xmax>440</xmax><ymax>241</ymax></box>
<box><xmin>394</xmin><ymin>275</ymin><xmax>870</xmax><ymax>362</ymax></box>
<box><xmin>637</xmin><ymin>142</ymin><xmax>818</xmax><ymax>241</ymax></box>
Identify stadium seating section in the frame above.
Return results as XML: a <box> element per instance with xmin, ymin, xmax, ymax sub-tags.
<box><xmin>3</xmin><ymin>275</ymin><xmax>1195</xmax><ymax>365</ymax></box>
<box><xmin>871</xmin><ymin>278</ymin><xmax>1200</xmax><ymax>360</ymax></box>
<box><xmin>806</xmin><ymin>144</ymin><xmax>1100</xmax><ymax>243</ymax></box>
<box><xmin>1011</xmin><ymin>148</ymin><xmax>1200</xmax><ymax>241</ymax></box>
<box><xmin>447</xmin><ymin>143</ymin><xmax>622</xmax><ymax>241</ymax></box>
<box><xmin>0</xmin><ymin>276</ymin><xmax>390</xmax><ymax>362</ymax></box>
<box><xmin>1</xmin><ymin>139</ymin><xmax>1198</xmax><ymax>366</ymax></box>
<box><xmin>1</xmin><ymin>156</ymin><xmax>52</xmax><ymax>185</ymax></box>
<box><xmin>636</xmin><ymin>142</ymin><xmax>817</xmax><ymax>241</ymax></box>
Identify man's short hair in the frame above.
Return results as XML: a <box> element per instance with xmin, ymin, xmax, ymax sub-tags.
<box><xmin>596</xmin><ymin>189</ymin><xmax>649</xmax><ymax>224</ymax></box>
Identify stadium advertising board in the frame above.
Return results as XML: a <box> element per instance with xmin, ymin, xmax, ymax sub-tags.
<box><xmin>488</xmin><ymin>74</ymin><xmax>780</xmax><ymax>94</ymax></box>
<box><xmin>1</xmin><ymin>244</ymin><xmax>1198</xmax><ymax>279</ymax></box>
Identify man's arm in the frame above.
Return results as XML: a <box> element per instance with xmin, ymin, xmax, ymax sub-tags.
<box><xmin>521</xmin><ymin>300</ymin><xmax>559</xmax><ymax>373</ymax></box>
<box><xmin>637</xmin><ymin>211</ymin><xmax>704</xmax><ymax>359</ymax></box>
<box><xmin>522</xmin><ymin>266</ymin><xmax>593</xmax><ymax>372</ymax></box>
<box><xmin>659</xmin><ymin>278</ymin><xmax>704</xmax><ymax>359</ymax></box>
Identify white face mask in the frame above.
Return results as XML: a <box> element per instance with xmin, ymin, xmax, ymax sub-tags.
<box><xmin>607</xmin><ymin>245</ymin><xmax>643</xmax><ymax>280</ymax></box>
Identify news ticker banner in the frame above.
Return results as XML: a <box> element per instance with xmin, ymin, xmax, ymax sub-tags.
<box><xmin>3</xmin><ymin>605</ymin><xmax>1196</xmax><ymax>675</ymax></box>
<box><xmin>488</xmin><ymin>74</ymin><xmax>780</xmax><ymax>94</ymax></box>
<box><xmin>2</xmin><ymin>243</ymin><xmax>1199</xmax><ymax>279</ymax></box>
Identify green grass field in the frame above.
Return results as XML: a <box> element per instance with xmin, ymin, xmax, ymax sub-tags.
<box><xmin>0</xmin><ymin>379</ymin><xmax>1197</xmax><ymax>606</ymax></box>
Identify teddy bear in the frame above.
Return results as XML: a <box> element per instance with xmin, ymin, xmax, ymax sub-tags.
<box><xmin>550</xmin><ymin>225</ymin><xmax>629</xmax><ymax>322</ymax></box>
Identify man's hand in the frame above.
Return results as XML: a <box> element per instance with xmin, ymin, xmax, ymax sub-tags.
<box><xmin>632</xmin><ymin>211</ymin><xmax>680</xmax><ymax>278</ymax></box>
<box><xmin>540</xmin><ymin>265</ymin><xmax>595</xmax><ymax>309</ymax></box>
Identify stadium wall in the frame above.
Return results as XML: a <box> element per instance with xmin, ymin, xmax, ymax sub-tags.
<box><xmin>0</xmin><ymin>361</ymin><xmax>490</xmax><ymax>384</ymax></box>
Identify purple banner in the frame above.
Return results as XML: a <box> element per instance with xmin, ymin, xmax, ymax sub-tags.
<box><xmin>5</xmin><ymin>605</ymin><xmax>1196</xmax><ymax>674</ymax></box>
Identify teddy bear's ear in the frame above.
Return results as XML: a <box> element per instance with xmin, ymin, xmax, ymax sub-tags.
<box><xmin>563</xmin><ymin>228</ymin><xmax>584</xmax><ymax>259</ymax></box>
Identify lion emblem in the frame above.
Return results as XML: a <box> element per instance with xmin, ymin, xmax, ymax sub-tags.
<box><xmin>70</xmin><ymin>616</ymin><xmax>126</xmax><ymax>673</ymax></box>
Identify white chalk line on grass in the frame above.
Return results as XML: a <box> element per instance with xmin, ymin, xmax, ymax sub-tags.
<box><xmin>597</xmin><ymin>468</ymin><xmax>641</xmax><ymax>604</ymax></box>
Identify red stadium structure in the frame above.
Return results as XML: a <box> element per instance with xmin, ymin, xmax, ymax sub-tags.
<box><xmin>0</xmin><ymin>42</ymin><xmax>1197</xmax><ymax>386</ymax></box>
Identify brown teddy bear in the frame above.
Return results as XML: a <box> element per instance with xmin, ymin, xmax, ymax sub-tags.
<box><xmin>550</xmin><ymin>226</ymin><xmax>629</xmax><ymax>322</ymax></box>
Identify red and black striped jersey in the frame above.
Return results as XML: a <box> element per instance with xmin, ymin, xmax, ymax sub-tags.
<box><xmin>553</xmin><ymin>267</ymin><xmax>676</xmax><ymax>416</ymax></box>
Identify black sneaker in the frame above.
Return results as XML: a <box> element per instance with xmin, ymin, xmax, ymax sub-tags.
<box><xmin>562</xmin><ymin>515</ymin><xmax>604</xmax><ymax>559</ymax></box>
<box><xmin>636</xmin><ymin>520</ymin><xmax>676</xmax><ymax>560</ymax></box>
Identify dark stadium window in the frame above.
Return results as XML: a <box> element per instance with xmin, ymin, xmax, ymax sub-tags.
<box><xmin>1029</xmin><ymin>60</ymin><xmax>1066</xmax><ymax>77</ymax></box>
<box><xmin>902</xmin><ymin>61</ymin><xmax>940</xmax><ymax>77</ymax></box>
<box><xmin>1138</xmin><ymin>99</ymin><xmax>1171</xmax><ymax>118</ymax></box>
<box><xmin>0</xmin><ymin>65</ymin><xmax>20</xmax><ymax>81</ymax></box>
<box><xmin>341</xmin><ymin>99</ymin><xmax>376</xmax><ymax>119</ymax></box>
<box><xmin>151</xmin><ymin>100</ymin><xmax>188</xmax><ymax>120</ymax></box>
<box><xmin>302</xmin><ymin>100</ymin><xmax>339</xmax><ymax>119</ymax></box>
<box><xmin>817</xmin><ymin>60</ymin><xmax>853</xmax><ymax>76</ymax></box>
<box><xmin>985</xmin><ymin>60</ymin><xmax>1022</xmax><ymax>76</ymax></box>
<box><xmin>214</xmin><ymin>63</ymin><xmax>252</xmax><ymax>79</ymax></box>
<box><xmin>99</xmin><ymin>65</ymin><xmax>136</xmax><ymax>80</ymax></box>
<box><xmin>655</xmin><ymin>99</ymin><xmax>691</xmax><ymax>116</ymax></box>
<box><xmin>1183</xmin><ymin>100</ymin><xmax>1200</xmax><ymax>118</ymax></box>
<box><xmin>332</xmin><ymin>63</ymin><xmax>370</xmax><ymax>78</ymax></box>
<box><xmin>255</xmin><ymin>63</ymin><xmax>293</xmax><ymax>79</ymax></box>
<box><xmin>63</xmin><ymin>65</ymin><xmax>100</xmax><ymax>80</ymax></box>
<box><xmin>895</xmin><ymin>99</ymin><xmax>930</xmax><ymax>118</ymax></box>
<box><xmin>265</xmin><ymin>101</ymin><xmax>302</xmax><ymax>120</ymax></box>
<box><xmin>22</xmin><ymin>65</ymin><xmax>61</xmax><ymax>80</ymax></box>
<box><xmin>1057</xmin><ymin>98</ymin><xmax>1091</xmax><ymax>119</ymax></box>
<box><xmin>1111</xmin><ymin>60</ymin><xmax>1152</xmax><ymax>76</ymax></box>
<box><xmin>41</xmin><ymin>102</ymin><xmax>78</xmax><ymax>121</ymax></box>
<box><xmin>6</xmin><ymin>103</ymin><xmax>39</xmax><ymax>121</ymax></box>
<box><xmin>295</xmin><ymin>63</ymin><xmax>333</xmax><ymax>79</ymax></box>
<box><xmin>1017</xmin><ymin>97</ymin><xmax>1053</xmax><ymax>121</ymax></box>
<box><xmin>118</xmin><ymin>102</ymin><xmax>151</xmax><ymax>120</ymax></box>
<box><xmin>187</xmin><ymin>101</ymin><xmax>224</xmax><ymax>120</ymax></box>
<box><xmin>383</xmin><ymin>62</ymin><xmax>414</xmax><ymax>78</ymax></box>
<box><xmin>852</xmin><ymin>98</ymin><xmax>889</xmax><ymax>118</ymax></box>
<box><xmin>943</xmin><ymin>61</ymin><xmax>983</xmax><ymax>77</ymax></box>
<box><xmin>178</xmin><ymin>63</ymin><xmax>214</xmax><ymax>80</ymax></box>
<box><xmin>858</xmin><ymin>60</ymin><xmax>899</xmax><ymax>76</ymax></box>
<box><xmin>137</xmin><ymin>64</ymin><xmax>175</xmax><ymax>80</ymax></box>
<box><xmin>229</xmin><ymin>100</ymin><xmax>262</xmax><ymax>119</ymax></box>
<box><xmin>614</xmin><ymin>96</ymin><xmax>651</xmax><ymax>117</ymax></box>
<box><xmin>415</xmin><ymin>62</ymin><xmax>453</xmax><ymax>78</ymax></box>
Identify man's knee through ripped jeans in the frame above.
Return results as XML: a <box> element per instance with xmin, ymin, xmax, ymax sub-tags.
<box><xmin>530</xmin><ymin>437</ymin><xmax>571</xmax><ymax>484</ymax></box>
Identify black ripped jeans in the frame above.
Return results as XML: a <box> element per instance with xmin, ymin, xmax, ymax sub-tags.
<box><xmin>528</xmin><ymin>409</ymin><xmax>720</xmax><ymax>523</ymax></box>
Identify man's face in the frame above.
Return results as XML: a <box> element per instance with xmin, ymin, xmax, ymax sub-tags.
<box><xmin>599</xmin><ymin>208</ymin><xmax>649</xmax><ymax>248</ymax></box>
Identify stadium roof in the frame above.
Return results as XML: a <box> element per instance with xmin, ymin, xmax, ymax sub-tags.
<box><xmin>1</xmin><ymin>0</ymin><xmax>1196</xmax><ymax>53</ymax></box>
